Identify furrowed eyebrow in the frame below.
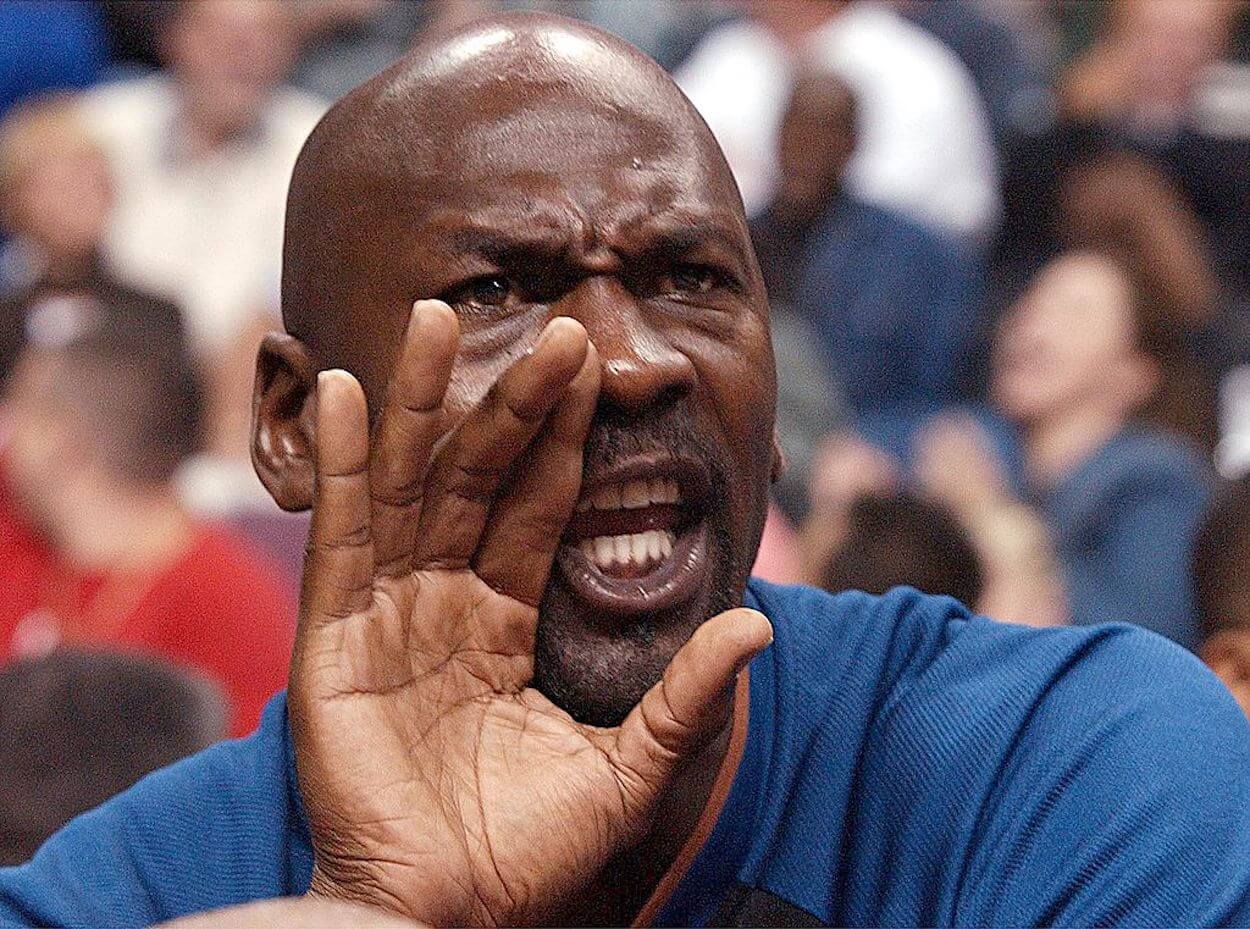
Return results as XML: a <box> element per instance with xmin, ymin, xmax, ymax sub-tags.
<box><xmin>625</xmin><ymin>218</ymin><xmax>752</xmax><ymax>269</ymax></box>
<box><xmin>445</xmin><ymin>227</ymin><xmax>575</xmax><ymax>263</ymax></box>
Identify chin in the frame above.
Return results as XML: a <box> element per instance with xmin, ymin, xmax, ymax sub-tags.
<box><xmin>533</xmin><ymin>521</ymin><xmax>742</xmax><ymax>728</ymax></box>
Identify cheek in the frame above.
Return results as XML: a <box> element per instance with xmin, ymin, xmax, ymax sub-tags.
<box><xmin>686</xmin><ymin>322</ymin><xmax>775</xmax><ymax>520</ymax></box>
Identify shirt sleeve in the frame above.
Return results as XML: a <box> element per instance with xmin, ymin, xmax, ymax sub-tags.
<box><xmin>0</xmin><ymin>695</ymin><xmax>307</xmax><ymax>927</ymax></box>
<box><xmin>955</xmin><ymin>627</ymin><xmax>1250</xmax><ymax>927</ymax></box>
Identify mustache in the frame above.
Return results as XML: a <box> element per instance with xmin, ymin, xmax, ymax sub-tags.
<box><xmin>577</xmin><ymin>399</ymin><xmax>727</xmax><ymax>490</ymax></box>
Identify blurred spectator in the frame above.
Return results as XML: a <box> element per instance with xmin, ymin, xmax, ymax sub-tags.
<box><xmin>1059</xmin><ymin>152</ymin><xmax>1223</xmax><ymax>453</ymax></box>
<box><xmin>1194</xmin><ymin>477</ymin><xmax>1250</xmax><ymax>717</ymax></box>
<box><xmin>0</xmin><ymin>95</ymin><xmax>116</xmax><ymax>299</ymax></box>
<box><xmin>899</xmin><ymin>0</ymin><xmax>1056</xmax><ymax>145</ymax></box>
<box><xmin>0</xmin><ymin>1</ymin><xmax>108</xmax><ymax>122</ymax></box>
<box><xmin>0</xmin><ymin>650</ymin><xmax>225</xmax><ymax>866</ymax></box>
<box><xmin>0</xmin><ymin>93</ymin><xmax>190</xmax><ymax>421</ymax></box>
<box><xmin>810</xmin><ymin>489</ymin><xmax>985</xmax><ymax>608</ymax></box>
<box><xmin>803</xmin><ymin>433</ymin><xmax>1054</xmax><ymax>623</ymax></box>
<box><xmin>1029</xmin><ymin>2</ymin><xmax>1250</xmax><ymax>295</ymax></box>
<box><xmin>74</xmin><ymin>0</ymin><xmax>325</xmax><ymax>510</ymax></box>
<box><xmin>916</xmin><ymin>247</ymin><xmax>1212</xmax><ymax>649</ymax></box>
<box><xmin>753</xmin><ymin>68</ymin><xmax>982</xmax><ymax>437</ymax></box>
<box><xmin>0</xmin><ymin>295</ymin><xmax>294</xmax><ymax>735</ymax></box>
<box><xmin>676</xmin><ymin>0</ymin><xmax>999</xmax><ymax>240</ymax></box>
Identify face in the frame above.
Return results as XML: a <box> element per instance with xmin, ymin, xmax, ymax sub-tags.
<box><xmin>266</xmin><ymin>33</ymin><xmax>778</xmax><ymax>726</ymax></box>
<box><xmin>8</xmin><ymin>149</ymin><xmax>112</xmax><ymax>261</ymax></box>
<box><xmin>993</xmin><ymin>252</ymin><xmax>1154</xmax><ymax>425</ymax></box>
<box><xmin>165</xmin><ymin>0</ymin><xmax>296</xmax><ymax>135</ymax></box>
<box><xmin>775</xmin><ymin>75</ymin><xmax>855</xmax><ymax>214</ymax></box>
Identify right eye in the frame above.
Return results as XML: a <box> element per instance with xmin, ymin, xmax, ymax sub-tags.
<box><xmin>447</xmin><ymin>275</ymin><xmax>517</xmax><ymax>311</ymax></box>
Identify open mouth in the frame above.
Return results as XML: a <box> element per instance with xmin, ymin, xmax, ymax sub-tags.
<box><xmin>555</xmin><ymin>455</ymin><xmax>710</xmax><ymax>617</ymax></box>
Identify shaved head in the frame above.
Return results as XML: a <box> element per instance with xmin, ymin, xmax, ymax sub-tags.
<box><xmin>282</xmin><ymin>12</ymin><xmax>743</xmax><ymax>378</ymax></box>
<box><xmin>258</xmin><ymin>12</ymin><xmax>776</xmax><ymax>725</ymax></box>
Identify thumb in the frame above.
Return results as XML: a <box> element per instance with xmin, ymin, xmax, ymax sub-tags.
<box><xmin>608</xmin><ymin>608</ymin><xmax>772</xmax><ymax>814</ymax></box>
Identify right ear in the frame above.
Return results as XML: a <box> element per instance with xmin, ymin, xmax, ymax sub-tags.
<box><xmin>251</xmin><ymin>332</ymin><xmax>318</xmax><ymax>512</ymax></box>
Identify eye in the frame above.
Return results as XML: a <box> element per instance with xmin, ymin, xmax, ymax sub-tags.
<box><xmin>665</xmin><ymin>263</ymin><xmax>724</xmax><ymax>296</ymax></box>
<box><xmin>448</xmin><ymin>275</ymin><xmax>516</xmax><ymax>310</ymax></box>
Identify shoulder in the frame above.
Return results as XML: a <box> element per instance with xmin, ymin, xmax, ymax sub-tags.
<box><xmin>748</xmin><ymin>583</ymin><xmax>1250</xmax><ymax>924</ymax></box>
<box><xmin>0</xmin><ymin>695</ymin><xmax>309</xmax><ymax>925</ymax></box>
<box><xmin>77</xmin><ymin>73</ymin><xmax>172</xmax><ymax>129</ymax></box>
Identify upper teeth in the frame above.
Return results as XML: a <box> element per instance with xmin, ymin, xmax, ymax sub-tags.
<box><xmin>576</xmin><ymin>478</ymin><xmax>680</xmax><ymax>512</ymax></box>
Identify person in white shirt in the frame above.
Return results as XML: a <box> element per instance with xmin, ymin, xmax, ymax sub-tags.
<box><xmin>75</xmin><ymin>0</ymin><xmax>326</xmax><ymax>513</ymax></box>
<box><xmin>675</xmin><ymin>0</ymin><xmax>1000</xmax><ymax>242</ymax></box>
<box><xmin>76</xmin><ymin>0</ymin><xmax>325</xmax><ymax>360</ymax></box>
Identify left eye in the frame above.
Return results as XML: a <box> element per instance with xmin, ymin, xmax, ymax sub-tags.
<box><xmin>666</xmin><ymin>263</ymin><xmax>722</xmax><ymax>295</ymax></box>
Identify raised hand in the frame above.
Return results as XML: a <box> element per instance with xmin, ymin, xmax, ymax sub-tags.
<box><xmin>293</xmin><ymin>301</ymin><xmax>772</xmax><ymax>927</ymax></box>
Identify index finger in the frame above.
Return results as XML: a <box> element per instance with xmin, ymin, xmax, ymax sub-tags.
<box><xmin>369</xmin><ymin>300</ymin><xmax>459</xmax><ymax>576</ymax></box>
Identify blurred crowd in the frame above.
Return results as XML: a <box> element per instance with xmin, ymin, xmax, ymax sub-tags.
<box><xmin>3</xmin><ymin>0</ymin><xmax>1250</xmax><ymax>862</ymax></box>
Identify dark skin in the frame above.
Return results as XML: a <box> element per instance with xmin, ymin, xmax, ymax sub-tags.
<box><xmin>250</xmin><ymin>13</ymin><xmax>778</xmax><ymax>927</ymax></box>
<box><xmin>774</xmin><ymin>70</ymin><xmax>858</xmax><ymax>227</ymax></box>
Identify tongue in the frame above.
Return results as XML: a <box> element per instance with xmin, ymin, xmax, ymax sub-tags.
<box><xmin>565</xmin><ymin>503</ymin><xmax>683</xmax><ymax>541</ymax></box>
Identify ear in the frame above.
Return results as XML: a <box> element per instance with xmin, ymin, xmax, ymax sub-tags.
<box><xmin>770</xmin><ymin>430</ymin><xmax>787</xmax><ymax>485</ymax></box>
<box><xmin>251</xmin><ymin>332</ymin><xmax>318</xmax><ymax>512</ymax></box>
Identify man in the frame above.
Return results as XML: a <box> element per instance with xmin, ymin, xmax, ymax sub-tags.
<box><xmin>0</xmin><ymin>293</ymin><xmax>294</xmax><ymax>735</ymax></box>
<box><xmin>752</xmin><ymin>69</ymin><xmax>982</xmax><ymax>426</ymax></box>
<box><xmin>675</xmin><ymin>0</ymin><xmax>999</xmax><ymax>239</ymax></box>
<box><xmin>2</xmin><ymin>12</ymin><xmax>1249</xmax><ymax>927</ymax></box>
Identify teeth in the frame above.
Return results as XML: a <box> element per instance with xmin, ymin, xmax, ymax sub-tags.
<box><xmin>576</xmin><ymin>477</ymin><xmax>684</xmax><ymax>512</ymax></box>
<box><xmin>592</xmin><ymin>484</ymin><xmax>622</xmax><ymax>510</ymax></box>
<box><xmin>576</xmin><ymin>529</ymin><xmax>678</xmax><ymax>572</ymax></box>
<box><xmin>658</xmin><ymin>530</ymin><xmax>673</xmax><ymax>559</ymax></box>
<box><xmin>622</xmin><ymin>480</ymin><xmax>649</xmax><ymax>509</ymax></box>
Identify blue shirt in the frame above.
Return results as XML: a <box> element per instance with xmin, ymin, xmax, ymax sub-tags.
<box><xmin>3</xmin><ymin>581</ymin><xmax>1249</xmax><ymax>927</ymax></box>
<box><xmin>795</xmin><ymin>197</ymin><xmax>983</xmax><ymax>421</ymax></box>
<box><xmin>1037</xmin><ymin>427</ymin><xmax>1211</xmax><ymax>650</ymax></box>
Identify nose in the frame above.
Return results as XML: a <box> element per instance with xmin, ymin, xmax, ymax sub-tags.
<box><xmin>555</xmin><ymin>275</ymin><xmax>696</xmax><ymax>416</ymax></box>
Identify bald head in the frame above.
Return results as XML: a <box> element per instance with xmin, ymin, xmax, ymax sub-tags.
<box><xmin>281</xmin><ymin>12</ymin><xmax>743</xmax><ymax>375</ymax></box>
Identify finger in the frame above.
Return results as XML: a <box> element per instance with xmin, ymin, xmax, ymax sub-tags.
<box><xmin>412</xmin><ymin>317</ymin><xmax>589</xmax><ymax>570</ymax></box>
<box><xmin>607</xmin><ymin>609</ymin><xmax>773</xmax><ymax>812</ymax></box>
<box><xmin>473</xmin><ymin>341</ymin><xmax>600</xmax><ymax>608</ymax></box>
<box><xmin>370</xmin><ymin>300</ymin><xmax>459</xmax><ymax>576</ymax></box>
<box><xmin>303</xmin><ymin>370</ymin><xmax>375</xmax><ymax>629</ymax></box>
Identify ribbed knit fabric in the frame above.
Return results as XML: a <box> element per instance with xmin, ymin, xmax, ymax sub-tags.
<box><xmin>3</xmin><ymin>581</ymin><xmax>1250</xmax><ymax>927</ymax></box>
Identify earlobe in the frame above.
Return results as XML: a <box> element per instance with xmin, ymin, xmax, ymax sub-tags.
<box><xmin>252</xmin><ymin>332</ymin><xmax>319</xmax><ymax>512</ymax></box>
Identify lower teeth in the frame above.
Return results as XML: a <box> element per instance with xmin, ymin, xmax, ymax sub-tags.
<box><xmin>578</xmin><ymin>529</ymin><xmax>675</xmax><ymax>572</ymax></box>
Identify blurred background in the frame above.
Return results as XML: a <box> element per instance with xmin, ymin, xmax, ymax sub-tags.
<box><xmin>5</xmin><ymin>0</ymin><xmax>1250</xmax><ymax>861</ymax></box>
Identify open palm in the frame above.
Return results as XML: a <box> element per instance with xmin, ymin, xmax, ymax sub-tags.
<box><xmin>292</xmin><ymin>302</ymin><xmax>770</xmax><ymax>927</ymax></box>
